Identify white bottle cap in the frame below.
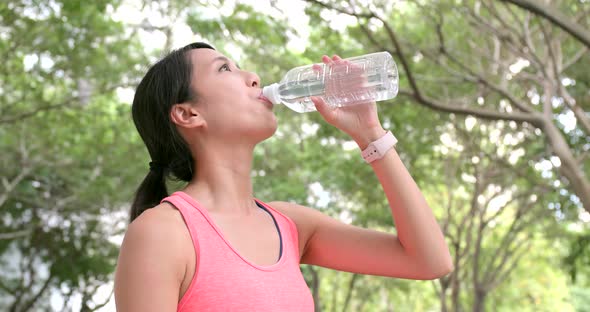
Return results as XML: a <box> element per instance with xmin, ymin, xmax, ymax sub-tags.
<box><xmin>262</xmin><ymin>83</ymin><xmax>281</xmax><ymax>105</ymax></box>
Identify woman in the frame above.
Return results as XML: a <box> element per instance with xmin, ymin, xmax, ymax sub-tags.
<box><xmin>114</xmin><ymin>42</ymin><xmax>453</xmax><ymax>311</ymax></box>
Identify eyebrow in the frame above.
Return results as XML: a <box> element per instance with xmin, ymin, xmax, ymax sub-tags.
<box><xmin>212</xmin><ymin>56</ymin><xmax>241</xmax><ymax>69</ymax></box>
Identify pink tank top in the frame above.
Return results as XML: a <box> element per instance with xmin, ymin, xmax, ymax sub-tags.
<box><xmin>161</xmin><ymin>191</ymin><xmax>315</xmax><ymax>312</ymax></box>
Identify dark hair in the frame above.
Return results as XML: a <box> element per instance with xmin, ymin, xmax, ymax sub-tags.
<box><xmin>129</xmin><ymin>42</ymin><xmax>214</xmax><ymax>223</ymax></box>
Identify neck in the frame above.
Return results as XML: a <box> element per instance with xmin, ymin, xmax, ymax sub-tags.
<box><xmin>183</xmin><ymin>139</ymin><xmax>258</xmax><ymax>216</ymax></box>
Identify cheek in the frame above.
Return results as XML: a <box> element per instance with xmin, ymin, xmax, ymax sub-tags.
<box><xmin>204</xmin><ymin>81</ymin><xmax>247</xmax><ymax>104</ymax></box>
<box><xmin>196</xmin><ymin>78</ymin><xmax>258</xmax><ymax>124</ymax></box>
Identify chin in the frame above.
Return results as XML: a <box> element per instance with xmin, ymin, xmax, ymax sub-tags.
<box><xmin>262</xmin><ymin>120</ymin><xmax>278</xmax><ymax>140</ymax></box>
<box><xmin>255</xmin><ymin>117</ymin><xmax>278</xmax><ymax>142</ymax></box>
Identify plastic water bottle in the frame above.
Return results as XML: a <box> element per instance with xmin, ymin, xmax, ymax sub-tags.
<box><xmin>262</xmin><ymin>52</ymin><xmax>398</xmax><ymax>113</ymax></box>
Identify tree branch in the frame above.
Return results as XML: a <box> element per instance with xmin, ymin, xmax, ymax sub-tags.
<box><xmin>558</xmin><ymin>83</ymin><xmax>590</xmax><ymax>136</ymax></box>
<box><xmin>501</xmin><ymin>0</ymin><xmax>590</xmax><ymax>48</ymax></box>
<box><xmin>0</xmin><ymin>229</ymin><xmax>33</xmax><ymax>240</ymax></box>
<box><xmin>20</xmin><ymin>273</ymin><xmax>53</xmax><ymax>312</ymax></box>
<box><xmin>0</xmin><ymin>83</ymin><xmax>135</xmax><ymax>124</ymax></box>
<box><xmin>88</xmin><ymin>286</ymin><xmax>114</xmax><ymax>312</ymax></box>
<box><xmin>304</xmin><ymin>0</ymin><xmax>545</xmax><ymax>126</ymax></box>
<box><xmin>463</xmin><ymin>5</ymin><xmax>547</xmax><ymax>77</ymax></box>
<box><xmin>490</xmin><ymin>239</ymin><xmax>533</xmax><ymax>289</ymax></box>
<box><xmin>397</xmin><ymin>90</ymin><xmax>541</xmax><ymax>125</ymax></box>
<box><xmin>562</xmin><ymin>47</ymin><xmax>588</xmax><ymax>73</ymax></box>
<box><xmin>435</xmin><ymin>23</ymin><xmax>537</xmax><ymax>115</ymax></box>
<box><xmin>0</xmin><ymin>278</ymin><xmax>15</xmax><ymax>294</ymax></box>
<box><xmin>416</xmin><ymin>10</ymin><xmax>544</xmax><ymax>125</ymax></box>
<box><xmin>539</xmin><ymin>20</ymin><xmax>561</xmax><ymax>81</ymax></box>
<box><xmin>0</xmin><ymin>167</ymin><xmax>33</xmax><ymax>208</ymax></box>
<box><xmin>304</xmin><ymin>0</ymin><xmax>373</xmax><ymax>18</ymax></box>
<box><xmin>357</xmin><ymin>22</ymin><xmax>389</xmax><ymax>53</ymax></box>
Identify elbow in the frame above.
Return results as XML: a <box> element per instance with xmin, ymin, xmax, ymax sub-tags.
<box><xmin>426</xmin><ymin>263</ymin><xmax>454</xmax><ymax>280</ymax></box>
<box><xmin>429</xmin><ymin>249</ymin><xmax>455</xmax><ymax>279</ymax></box>
<box><xmin>440</xmin><ymin>263</ymin><xmax>455</xmax><ymax>276</ymax></box>
<box><xmin>419</xmin><ymin>258</ymin><xmax>454</xmax><ymax>280</ymax></box>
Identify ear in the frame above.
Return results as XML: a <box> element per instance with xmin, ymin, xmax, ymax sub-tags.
<box><xmin>169</xmin><ymin>103</ymin><xmax>206</xmax><ymax>129</ymax></box>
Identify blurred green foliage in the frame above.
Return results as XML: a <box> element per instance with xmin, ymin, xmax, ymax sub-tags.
<box><xmin>1</xmin><ymin>0</ymin><xmax>588</xmax><ymax>311</ymax></box>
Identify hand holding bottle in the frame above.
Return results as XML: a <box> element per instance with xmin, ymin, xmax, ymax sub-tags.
<box><xmin>311</xmin><ymin>55</ymin><xmax>385</xmax><ymax>148</ymax></box>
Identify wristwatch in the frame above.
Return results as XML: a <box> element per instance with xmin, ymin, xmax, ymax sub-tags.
<box><xmin>361</xmin><ymin>131</ymin><xmax>398</xmax><ymax>163</ymax></box>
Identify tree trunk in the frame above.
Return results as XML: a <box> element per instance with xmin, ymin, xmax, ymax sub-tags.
<box><xmin>542</xmin><ymin>118</ymin><xmax>590</xmax><ymax>211</ymax></box>
<box><xmin>440</xmin><ymin>282</ymin><xmax>448</xmax><ymax>312</ymax></box>
<box><xmin>306</xmin><ymin>265</ymin><xmax>322</xmax><ymax>312</ymax></box>
<box><xmin>341</xmin><ymin>274</ymin><xmax>359</xmax><ymax>312</ymax></box>
<box><xmin>472</xmin><ymin>289</ymin><xmax>487</xmax><ymax>312</ymax></box>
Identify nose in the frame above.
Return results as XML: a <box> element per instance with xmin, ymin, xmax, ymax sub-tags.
<box><xmin>246</xmin><ymin>71</ymin><xmax>260</xmax><ymax>88</ymax></box>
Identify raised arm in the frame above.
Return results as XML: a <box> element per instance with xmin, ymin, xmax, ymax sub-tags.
<box><xmin>279</xmin><ymin>54</ymin><xmax>453</xmax><ymax>279</ymax></box>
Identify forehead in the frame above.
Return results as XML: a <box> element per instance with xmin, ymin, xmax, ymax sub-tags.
<box><xmin>187</xmin><ymin>48</ymin><xmax>227</xmax><ymax>71</ymax></box>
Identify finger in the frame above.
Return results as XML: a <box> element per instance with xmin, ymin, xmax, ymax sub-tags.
<box><xmin>322</xmin><ymin>55</ymin><xmax>332</xmax><ymax>64</ymax></box>
<box><xmin>311</xmin><ymin>96</ymin><xmax>332</xmax><ymax>117</ymax></box>
<box><xmin>312</xmin><ymin>63</ymin><xmax>323</xmax><ymax>72</ymax></box>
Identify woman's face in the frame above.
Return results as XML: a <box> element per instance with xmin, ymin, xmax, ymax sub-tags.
<box><xmin>186</xmin><ymin>48</ymin><xmax>277</xmax><ymax>143</ymax></box>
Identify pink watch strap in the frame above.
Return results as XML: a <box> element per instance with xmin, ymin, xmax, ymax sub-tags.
<box><xmin>361</xmin><ymin>131</ymin><xmax>397</xmax><ymax>163</ymax></box>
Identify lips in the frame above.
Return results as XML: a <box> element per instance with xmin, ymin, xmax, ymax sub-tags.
<box><xmin>258</xmin><ymin>91</ymin><xmax>273</xmax><ymax>108</ymax></box>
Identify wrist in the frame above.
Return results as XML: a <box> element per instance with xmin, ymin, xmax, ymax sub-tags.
<box><xmin>360</xmin><ymin>130</ymin><xmax>398</xmax><ymax>163</ymax></box>
<box><xmin>353</xmin><ymin>126</ymin><xmax>387</xmax><ymax>150</ymax></box>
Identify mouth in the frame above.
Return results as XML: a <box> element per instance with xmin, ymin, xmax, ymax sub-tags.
<box><xmin>258</xmin><ymin>91</ymin><xmax>274</xmax><ymax>109</ymax></box>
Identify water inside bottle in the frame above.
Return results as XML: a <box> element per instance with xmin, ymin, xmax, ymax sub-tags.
<box><xmin>277</xmin><ymin>64</ymin><xmax>397</xmax><ymax>113</ymax></box>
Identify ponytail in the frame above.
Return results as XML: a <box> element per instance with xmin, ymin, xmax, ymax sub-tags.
<box><xmin>129</xmin><ymin>167</ymin><xmax>168</xmax><ymax>223</ymax></box>
<box><xmin>128</xmin><ymin>42</ymin><xmax>214</xmax><ymax>223</ymax></box>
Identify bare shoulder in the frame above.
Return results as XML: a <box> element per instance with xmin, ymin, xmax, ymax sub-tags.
<box><xmin>138</xmin><ymin>202</ymin><xmax>188</xmax><ymax>233</ymax></box>
<box><xmin>114</xmin><ymin>203</ymin><xmax>191</xmax><ymax>311</ymax></box>
<box><xmin>125</xmin><ymin>203</ymin><xmax>190</xmax><ymax>254</ymax></box>
<box><xmin>123</xmin><ymin>202</ymin><xmax>192</xmax><ymax>268</ymax></box>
